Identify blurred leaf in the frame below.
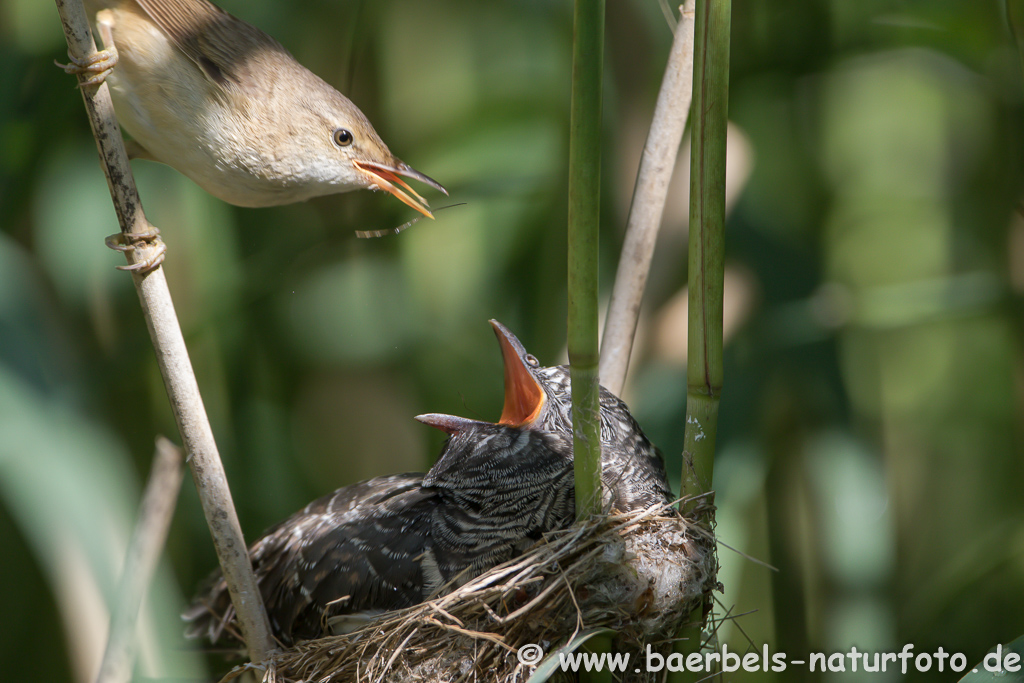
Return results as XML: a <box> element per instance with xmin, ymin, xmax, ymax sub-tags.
<box><xmin>525</xmin><ymin>628</ymin><xmax>616</xmax><ymax>683</ymax></box>
<box><xmin>806</xmin><ymin>432</ymin><xmax>892</xmax><ymax>586</ymax></box>
<box><xmin>958</xmin><ymin>635</ymin><xmax>1024</xmax><ymax>683</ymax></box>
<box><xmin>132</xmin><ymin>162</ymin><xmax>243</xmax><ymax>329</ymax></box>
<box><xmin>0</xmin><ymin>234</ymin><xmax>73</xmax><ymax>391</ymax></box>
<box><xmin>280</xmin><ymin>256</ymin><xmax>416</xmax><ymax>364</ymax></box>
<box><xmin>0</xmin><ymin>228</ymin><xmax>203</xmax><ymax>678</ymax></box>
<box><xmin>0</xmin><ymin>364</ymin><xmax>204</xmax><ymax>680</ymax></box>
<box><xmin>33</xmin><ymin>142</ymin><xmax>127</xmax><ymax>308</ymax></box>
<box><xmin>5</xmin><ymin>0</ymin><xmax>65</xmax><ymax>53</ymax></box>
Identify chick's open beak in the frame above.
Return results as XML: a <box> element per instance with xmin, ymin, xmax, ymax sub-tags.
<box><xmin>490</xmin><ymin>320</ymin><xmax>545</xmax><ymax>426</ymax></box>
<box><xmin>354</xmin><ymin>160</ymin><xmax>447</xmax><ymax>219</ymax></box>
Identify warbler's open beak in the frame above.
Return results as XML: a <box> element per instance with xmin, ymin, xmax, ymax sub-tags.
<box><xmin>490</xmin><ymin>320</ymin><xmax>546</xmax><ymax>427</ymax></box>
<box><xmin>354</xmin><ymin>160</ymin><xmax>447</xmax><ymax>219</ymax></box>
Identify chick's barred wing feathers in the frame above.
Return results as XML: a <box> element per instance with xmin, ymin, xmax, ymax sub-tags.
<box><xmin>183</xmin><ymin>473</ymin><xmax>432</xmax><ymax>644</ymax></box>
<box><xmin>184</xmin><ymin>424</ymin><xmax>576</xmax><ymax>645</ymax></box>
<box><xmin>535</xmin><ymin>365</ymin><xmax>673</xmax><ymax>510</ymax></box>
<box><xmin>131</xmin><ymin>0</ymin><xmax>287</xmax><ymax>86</ymax></box>
<box><xmin>423</xmin><ymin>423</ymin><xmax>575</xmax><ymax>582</ymax></box>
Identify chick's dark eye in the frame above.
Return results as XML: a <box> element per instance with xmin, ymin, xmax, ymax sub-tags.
<box><xmin>525</xmin><ymin>354</ymin><xmax>539</xmax><ymax>367</ymax></box>
<box><xmin>333</xmin><ymin>128</ymin><xmax>353</xmax><ymax>147</ymax></box>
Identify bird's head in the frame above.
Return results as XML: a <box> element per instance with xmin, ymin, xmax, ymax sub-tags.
<box><xmin>484</xmin><ymin>320</ymin><xmax>673</xmax><ymax>511</ymax></box>
<box><xmin>304</xmin><ymin>88</ymin><xmax>447</xmax><ymax>217</ymax></box>
<box><xmin>490</xmin><ymin>320</ymin><xmax>573</xmax><ymax>434</ymax></box>
<box><xmin>417</xmin><ymin>320</ymin><xmax>672</xmax><ymax>511</ymax></box>
<box><xmin>414</xmin><ymin>320</ymin><xmax>590</xmax><ymax>439</ymax></box>
<box><xmin>415</xmin><ymin>414</ymin><xmax>573</xmax><ymax>494</ymax></box>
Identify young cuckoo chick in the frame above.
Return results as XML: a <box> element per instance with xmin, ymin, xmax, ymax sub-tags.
<box><xmin>184</xmin><ymin>321</ymin><xmax>673</xmax><ymax>645</ymax></box>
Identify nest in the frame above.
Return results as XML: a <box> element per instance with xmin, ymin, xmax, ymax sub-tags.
<box><xmin>233</xmin><ymin>497</ymin><xmax>717</xmax><ymax>683</ymax></box>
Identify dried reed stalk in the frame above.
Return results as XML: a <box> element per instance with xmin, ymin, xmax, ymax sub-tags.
<box><xmin>53</xmin><ymin>0</ymin><xmax>275</xmax><ymax>662</ymax></box>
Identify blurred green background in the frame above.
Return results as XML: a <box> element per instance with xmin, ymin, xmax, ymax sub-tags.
<box><xmin>2</xmin><ymin>0</ymin><xmax>1023</xmax><ymax>681</ymax></box>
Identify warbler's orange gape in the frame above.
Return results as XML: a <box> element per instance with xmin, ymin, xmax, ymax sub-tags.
<box><xmin>62</xmin><ymin>0</ymin><xmax>446</xmax><ymax>213</ymax></box>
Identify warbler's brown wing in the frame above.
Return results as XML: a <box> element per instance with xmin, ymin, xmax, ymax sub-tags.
<box><xmin>132</xmin><ymin>0</ymin><xmax>287</xmax><ymax>86</ymax></box>
<box><xmin>183</xmin><ymin>473</ymin><xmax>435</xmax><ymax>645</ymax></box>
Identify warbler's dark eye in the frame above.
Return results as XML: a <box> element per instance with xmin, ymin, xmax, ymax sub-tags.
<box><xmin>525</xmin><ymin>354</ymin><xmax>540</xmax><ymax>367</ymax></box>
<box><xmin>333</xmin><ymin>128</ymin><xmax>353</xmax><ymax>147</ymax></box>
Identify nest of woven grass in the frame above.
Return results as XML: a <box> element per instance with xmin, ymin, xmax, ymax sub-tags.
<box><xmin>232</xmin><ymin>497</ymin><xmax>716</xmax><ymax>683</ymax></box>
